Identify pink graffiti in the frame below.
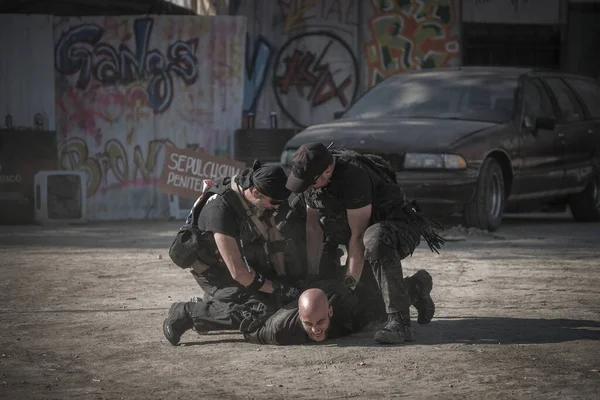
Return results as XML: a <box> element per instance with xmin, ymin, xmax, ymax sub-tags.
<box><xmin>94</xmin><ymin>86</ymin><xmax>126</xmax><ymax>124</ymax></box>
<box><xmin>125</xmin><ymin>84</ymin><xmax>150</xmax><ymax>127</ymax></box>
<box><xmin>58</xmin><ymin>88</ymin><xmax>105</xmax><ymax>145</ymax></box>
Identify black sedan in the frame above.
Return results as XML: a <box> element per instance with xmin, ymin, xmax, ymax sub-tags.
<box><xmin>280</xmin><ymin>67</ymin><xmax>600</xmax><ymax>231</ymax></box>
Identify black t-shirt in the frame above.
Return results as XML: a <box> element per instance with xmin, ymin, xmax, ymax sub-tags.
<box><xmin>197</xmin><ymin>194</ymin><xmax>241</xmax><ymax>238</ymax></box>
<box><xmin>305</xmin><ymin>154</ymin><xmax>407</xmax><ymax>244</ymax></box>
<box><xmin>242</xmin><ymin>279</ymin><xmax>373</xmax><ymax>345</ymax></box>
<box><xmin>306</xmin><ymin>157</ymin><xmax>372</xmax><ymax>210</ymax></box>
<box><xmin>195</xmin><ymin>189</ymin><xmax>273</xmax><ymax>278</ymax></box>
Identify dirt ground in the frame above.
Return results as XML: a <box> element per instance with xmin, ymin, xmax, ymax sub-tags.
<box><xmin>0</xmin><ymin>213</ymin><xmax>599</xmax><ymax>400</ymax></box>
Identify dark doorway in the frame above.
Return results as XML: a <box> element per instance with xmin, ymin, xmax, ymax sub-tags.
<box><xmin>564</xmin><ymin>2</ymin><xmax>600</xmax><ymax>79</ymax></box>
<box><xmin>462</xmin><ymin>23</ymin><xmax>561</xmax><ymax>69</ymax></box>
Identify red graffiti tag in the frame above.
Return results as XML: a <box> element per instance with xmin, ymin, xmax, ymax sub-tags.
<box><xmin>276</xmin><ymin>43</ymin><xmax>352</xmax><ymax>108</ymax></box>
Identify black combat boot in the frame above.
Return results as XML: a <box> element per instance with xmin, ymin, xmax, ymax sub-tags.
<box><xmin>163</xmin><ymin>302</ymin><xmax>193</xmax><ymax>346</ymax></box>
<box><xmin>410</xmin><ymin>270</ymin><xmax>435</xmax><ymax>324</ymax></box>
<box><xmin>374</xmin><ymin>311</ymin><xmax>413</xmax><ymax>344</ymax></box>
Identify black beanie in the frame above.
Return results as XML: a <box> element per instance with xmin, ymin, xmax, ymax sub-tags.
<box><xmin>251</xmin><ymin>165</ymin><xmax>291</xmax><ymax>201</ymax></box>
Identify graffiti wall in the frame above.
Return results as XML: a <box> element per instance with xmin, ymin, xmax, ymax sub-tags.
<box><xmin>54</xmin><ymin>15</ymin><xmax>246</xmax><ymax>219</ymax></box>
<box><xmin>235</xmin><ymin>0</ymin><xmax>460</xmax><ymax>128</ymax></box>
<box><xmin>239</xmin><ymin>0</ymin><xmax>361</xmax><ymax>129</ymax></box>
<box><xmin>364</xmin><ymin>0</ymin><xmax>460</xmax><ymax>86</ymax></box>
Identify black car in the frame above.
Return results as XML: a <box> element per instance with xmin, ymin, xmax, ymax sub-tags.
<box><xmin>280</xmin><ymin>67</ymin><xmax>600</xmax><ymax>231</ymax></box>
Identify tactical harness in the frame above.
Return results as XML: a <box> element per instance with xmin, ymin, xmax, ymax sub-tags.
<box><xmin>329</xmin><ymin>148</ymin><xmax>446</xmax><ymax>254</ymax></box>
<box><xmin>168</xmin><ymin>175</ymin><xmax>286</xmax><ymax>276</ymax></box>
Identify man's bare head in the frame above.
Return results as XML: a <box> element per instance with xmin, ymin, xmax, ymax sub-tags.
<box><xmin>298</xmin><ymin>288</ymin><xmax>333</xmax><ymax>342</ymax></box>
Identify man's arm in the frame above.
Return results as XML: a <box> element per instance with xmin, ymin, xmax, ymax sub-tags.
<box><xmin>345</xmin><ymin>205</ymin><xmax>372</xmax><ymax>282</ymax></box>
<box><xmin>241</xmin><ymin>305</ymin><xmax>308</xmax><ymax>345</ymax></box>
<box><xmin>305</xmin><ymin>205</ymin><xmax>323</xmax><ymax>275</ymax></box>
<box><xmin>213</xmin><ymin>232</ymin><xmax>275</xmax><ymax>293</ymax></box>
<box><xmin>267</xmin><ymin>216</ymin><xmax>286</xmax><ymax>276</ymax></box>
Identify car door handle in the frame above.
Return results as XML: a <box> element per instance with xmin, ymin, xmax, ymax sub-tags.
<box><xmin>557</xmin><ymin>132</ymin><xmax>565</xmax><ymax>138</ymax></box>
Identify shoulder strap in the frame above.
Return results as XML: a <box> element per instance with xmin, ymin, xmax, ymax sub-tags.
<box><xmin>229</xmin><ymin>176</ymin><xmax>270</xmax><ymax>241</ymax></box>
<box><xmin>333</xmin><ymin>148</ymin><xmax>397</xmax><ymax>184</ymax></box>
<box><xmin>186</xmin><ymin>180</ymin><xmax>220</xmax><ymax>227</ymax></box>
<box><xmin>230</xmin><ymin>176</ymin><xmax>287</xmax><ymax>276</ymax></box>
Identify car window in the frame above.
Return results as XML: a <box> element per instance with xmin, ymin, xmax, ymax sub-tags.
<box><xmin>522</xmin><ymin>79</ymin><xmax>555</xmax><ymax>120</ymax></box>
<box><xmin>340</xmin><ymin>72</ymin><xmax>517</xmax><ymax>123</ymax></box>
<box><xmin>543</xmin><ymin>78</ymin><xmax>585</xmax><ymax>123</ymax></box>
<box><xmin>564</xmin><ymin>78</ymin><xmax>600</xmax><ymax>119</ymax></box>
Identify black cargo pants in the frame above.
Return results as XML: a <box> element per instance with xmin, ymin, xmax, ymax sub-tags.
<box><xmin>363</xmin><ymin>219</ymin><xmax>422</xmax><ymax>315</ymax></box>
<box><xmin>185</xmin><ymin>268</ymin><xmax>277</xmax><ymax>333</ymax></box>
<box><xmin>184</xmin><ymin>285</ymin><xmax>276</xmax><ymax>333</ymax></box>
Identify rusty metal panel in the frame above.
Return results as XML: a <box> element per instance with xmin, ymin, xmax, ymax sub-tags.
<box><xmin>0</xmin><ymin>14</ymin><xmax>55</xmax><ymax>131</ymax></box>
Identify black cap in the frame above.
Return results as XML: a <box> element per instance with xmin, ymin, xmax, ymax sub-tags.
<box><xmin>285</xmin><ymin>142</ymin><xmax>333</xmax><ymax>193</ymax></box>
<box><xmin>252</xmin><ymin>165</ymin><xmax>291</xmax><ymax>201</ymax></box>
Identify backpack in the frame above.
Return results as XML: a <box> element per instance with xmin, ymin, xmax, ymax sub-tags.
<box><xmin>168</xmin><ymin>178</ymin><xmax>231</xmax><ymax>270</ymax></box>
<box><xmin>168</xmin><ymin>175</ymin><xmax>281</xmax><ymax>272</ymax></box>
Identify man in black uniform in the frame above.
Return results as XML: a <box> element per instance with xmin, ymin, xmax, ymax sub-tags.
<box><xmin>163</xmin><ymin>164</ymin><xmax>302</xmax><ymax>346</ymax></box>
<box><xmin>285</xmin><ymin>143</ymin><xmax>445</xmax><ymax>344</ymax></box>
<box><xmin>240</xmin><ymin>270</ymin><xmax>434</xmax><ymax>345</ymax></box>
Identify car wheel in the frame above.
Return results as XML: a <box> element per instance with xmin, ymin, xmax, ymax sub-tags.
<box><xmin>464</xmin><ymin>157</ymin><xmax>505</xmax><ymax>232</ymax></box>
<box><xmin>569</xmin><ymin>170</ymin><xmax>600</xmax><ymax>222</ymax></box>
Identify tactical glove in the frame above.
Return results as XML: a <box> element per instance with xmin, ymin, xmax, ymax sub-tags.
<box><xmin>272</xmin><ymin>280</ymin><xmax>300</xmax><ymax>307</ymax></box>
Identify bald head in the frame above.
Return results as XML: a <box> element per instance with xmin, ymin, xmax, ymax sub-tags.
<box><xmin>298</xmin><ymin>288</ymin><xmax>333</xmax><ymax>342</ymax></box>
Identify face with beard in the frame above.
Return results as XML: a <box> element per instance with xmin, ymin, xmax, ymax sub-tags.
<box><xmin>247</xmin><ymin>187</ymin><xmax>283</xmax><ymax>215</ymax></box>
<box><xmin>298</xmin><ymin>288</ymin><xmax>333</xmax><ymax>342</ymax></box>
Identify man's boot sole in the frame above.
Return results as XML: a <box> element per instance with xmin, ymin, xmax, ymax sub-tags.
<box><xmin>414</xmin><ymin>270</ymin><xmax>435</xmax><ymax>324</ymax></box>
<box><xmin>416</xmin><ymin>296</ymin><xmax>435</xmax><ymax>324</ymax></box>
<box><xmin>163</xmin><ymin>303</ymin><xmax>182</xmax><ymax>346</ymax></box>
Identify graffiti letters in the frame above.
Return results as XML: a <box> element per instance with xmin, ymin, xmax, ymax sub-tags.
<box><xmin>243</xmin><ymin>34</ymin><xmax>274</xmax><ymax>116</ymax></box>
<box><xmin>54</xmin><ymin>17</ymin><xmax>198</xmax><ymax>113</ymax></box>
<box><xmin>365</xmin><ymin>0</ymin><xmax>460</xmax><ymax>86</ymax></box>
<box><xmin>278</xmin><ymin>0</ymin><xmax>358</xmax><ymax>34</ymax></box>
<box><xmin>273</xmin><ymin>31</ymin><xmax>359</xmax><ymax>127</ymax></box>
<box><xmin>59</xmin><ymin>137</ymin><xmax>174</xmax><ymax>197</ymax></box>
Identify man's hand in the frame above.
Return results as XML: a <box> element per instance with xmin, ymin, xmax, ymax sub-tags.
<box><xmin>239</xmin><ymin>313</ymin><xmax>270</xmax><ymax>333</ymax></box>
<box><xmin>272</xmin><ymin>281</ymin><xmax>300</xmax><ymax>307</ymax></box>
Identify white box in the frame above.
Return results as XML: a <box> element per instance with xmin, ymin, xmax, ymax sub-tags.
<box><xmin>34</xmin><ymin>170</ymin><xmax>87</xmax><ymax>224</ymax></box>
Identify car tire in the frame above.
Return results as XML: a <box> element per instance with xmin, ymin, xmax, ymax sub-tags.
<box><xmin>464</xmin><ymin>157</ymin><xmax>505</xmax><ymax>232</ymax></box>
<box><xmin>569</xmin><ymin>170</ymin><xmax>600</xmax><ymax>222</ymax></box>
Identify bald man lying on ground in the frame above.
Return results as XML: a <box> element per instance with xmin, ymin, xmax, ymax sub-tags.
<box><xmin>240</xmin><ymin>270</ymin><xmax>434</xmax><ymax>345</ymax></box>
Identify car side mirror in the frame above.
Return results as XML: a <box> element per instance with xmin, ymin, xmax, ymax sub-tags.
<box><xmin>536</xmin><ymin>117</ymin><xmax>556</xmax><ymax>131</ymax></box>
<box><xmin>523</xmin><ymin>115</ymin><xmax>537</xmax><ymax>132</ymax></box>
<box><xmin>333</xmin><ymin>110</ymin><xmax>344</xmax><ymax>120</ymax></box>
<box><xmin>523</xmin><ymin>116</ymin><xmax>556</xmax><ymax>133</ymax></box>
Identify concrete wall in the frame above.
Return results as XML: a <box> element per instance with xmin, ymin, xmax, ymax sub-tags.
<box><xmin>0</xmin><ymin>15</ymin><xmax>56</xmax><ymax>130</ymax></box>
<box><xmin>235</xmin><ymin>0</ymin><xmax>461</xmax><ymax>129</ymax></box>
<box><xmin>54</xmin><ymin>15</ymin><xmax>246</xmax><ymax>220</ymax></box>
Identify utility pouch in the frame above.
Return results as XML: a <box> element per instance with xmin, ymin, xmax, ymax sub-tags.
<box><xmin>169</xmin><ymin>226</ymin><xmax>207</xmax><ymax>270</ymax></box>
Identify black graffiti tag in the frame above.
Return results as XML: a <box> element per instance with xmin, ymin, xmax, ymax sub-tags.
<box><xmin>54</xmin><ymin>17</ymin><xmax>198</xmax><ymax>113</ymax></box>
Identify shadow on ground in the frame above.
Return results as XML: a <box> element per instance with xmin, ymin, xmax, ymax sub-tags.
<box><xmin>172</xmin><ymin>317</ymin><xmax>600</xmax><ymax>348</ymax></box>
<box><xmin>333</xmin><ymin>317</ymin><xmax>600</xmax><ymax>347</ymax></box>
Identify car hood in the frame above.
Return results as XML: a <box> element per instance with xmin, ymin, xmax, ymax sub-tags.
<box><xmin>285</xmin><ymin>117</ymin><xmax>499</xmax><ymax>153</ymax></box>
